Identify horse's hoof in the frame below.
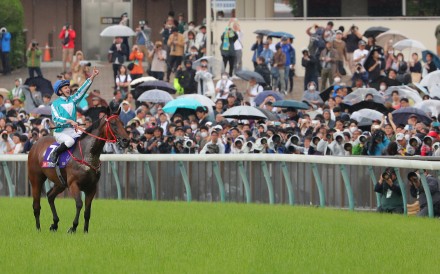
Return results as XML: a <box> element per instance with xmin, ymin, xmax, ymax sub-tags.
<box><xmin>84</xmin><ymin>229</ymin><xmax>88</xmax><ymax>234</ymax></box>
<box><xmin>67</xmin><ymin>227</ymin><xmax>76</xmax><ymax>234</ymax></box>
<box><xmin>49</xmin><ymin>224</ymin><xmax>58</xmax><ymax>232</ymax></box>
<box><xmin>36</xmin><ymin>227</ymin><xmax>41</xmax><ymax>232</ymax></box>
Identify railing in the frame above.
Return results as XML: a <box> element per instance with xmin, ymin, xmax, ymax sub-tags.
<box><xmin>0</xmin><ymin>154</ymin><xmax>438</xmax><ymax>217</ymax></box>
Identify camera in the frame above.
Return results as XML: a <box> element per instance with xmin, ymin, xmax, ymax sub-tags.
<box><xmin>382</xmin><ymin>169</ymin><xmax>393</xmax><ymax>180</ymax></box>
<box><xmin>184</xmin><ymin>139</ymin><xmax>194</xmax><ymax>149</ymax></box>
<box><xmin>32</xmin><ymin>42</ymin><xmax>38</xmax><ymax>47</ymax></box>
<box><xmin>344</xmin><ymin>142</ymin><xmax>353</xmax><ymax>152</ymax></box>
<box><xmin>1</xmin><ymin>132</ymin><xmax>8</xmax><ymax>140</ymax></box>
<box><xmin>1</xmin><ymin>29</ymin><xmax>6</xmax><ymax>33</ymax></box>
<box><xmin>326</xmin><ymin>133</ymin><xmax>332</xmax><ymax>140</ymax></box>
<box><xmin>288</xmin><ymin>135</ymin><xmax>300</xmax><ymax>145</ymax></box>
<box><xmin>18</xmin><ymin>113</ymin><xmax>26</xmax><ymax>120</ymax></box>
<box><xmin>358</xmin><ymin>135</ymin><xmax>367</xmax><ymax>143</ymax></box>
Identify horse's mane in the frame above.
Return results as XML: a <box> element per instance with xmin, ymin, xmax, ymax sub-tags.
<box><xmin>79</xmin><ymin>117</ymin><xmax>104</xmax><ymax>140</ymax></box>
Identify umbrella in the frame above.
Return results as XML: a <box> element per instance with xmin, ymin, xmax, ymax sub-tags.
<box><xmin>391</xmin><ymin>107</ymin><xmax>432</xmax><ymax>125</ymax></box>
<box><xmin>319</xmin><ymin>85</ymin><xmax>353</xmax><ymax>102</ymax></box>
<box><xmin>272</xmin><ymin>100</ymin><xmax>309</xmax><ymax>110</ymax></box>
<box><xmin>256</xmin><ymin>107</ymin><xmax>279</xmax><ymax>121</ymax></box>
<box><xmin>370</xmin><ymin>76</ymin><xmax>402</xmax><ymax>90</ymax></box>
<box><xmin>422</xmin><ymin>50</ymin><xmax>440</xmax><ymax>70</ymax></box>
<box><xmin>254</xmin><ymin>29</ymin><xmax>272</xmax><ymax>36</ymax></box>
<box><xmin>235</xmin><ymin>70</ymin><xmax>266</xmax><ymax>84</ymax></box>
<box><xmin>100</xmin><ymin>25</ymin><xmax>136</xmax><ymax>37</ymax></box>
<box><xmin>179</xmin><ymin>94</ymin><xmax>215</xmax><ymax>120</ymax></box>
<box><xmin>351</xmin><ymin>109</ymin><xmax>384</xmax><ymax>126</ymax></box>
<box><xmin>363</xmin><ymin>26</ymin><xmax>389</xmax><ymax>38</ymax></box>
<box><xmin>420</xmin><ymin>70</ymin><xmax>440</xmax><ymax>92</ymax></box>
<box><xmin>342</xmin><ymin>88</ymin><xmax>384</xmax><ymax>106</ymax></box>
<box><xmin>384</xmin><ymin>86</ymin><xmax>422</xmax><ymax>105</ymax></box>
<box><xmin>222</xmin><ymin>106</ymin><xmax>267</xmax><ymax>120</ymax></box>
<box><xmin>267</xmin><ymin>31</ymin><xmax>295</xmax><ymax>39</ymax></box>
<box><xmin>393</xmin><ymin>39</ymin><xmax>426</xmax><ymax>51</ymax></box>
<box><xmin>137</xmin><ymin>89</ymin><xmax>174</xmax><ymax>103</ymax></box>
<box><xmin>162</xmin><ymin>98</ymin><xmax>202</xmax><ymax>113</ymax></box>
<box><xmin>192</xmin><ymin>56</ymin><xmax>224</xmax><ymax>78</ymax></box>
<box><xmin>428</xmin><ymin>84</ymin><xmax>440</xmax><ymax>99</ymax></box>
<box><xmin>86</xmin><ymin>94</ymin><xmax>109</xmax><ymax>108</ymax></box>
<box><xmin>24</xmin><ymin>77</ymin><xmax>54</xmax><ymax>96</ymax></box>
<box><xmin>375</xmin><ymin>30</ymin><xmax>408</xmax><ymax>48</ymax></box>
<box><xmin>254</xmin><ymin>90</ymin><xmax>284</xmax><ymax>106</ymax></box>
<box><xmin>409</xmin><ymin>83</ymin><xmax>429</xmax><ymax>95</ymax></box>
<box><xmin>134</xmin><ymin>80</ymin><xmax>176</xmax><ymax>99</ymax></box>
<box><xmin>414</xmin><ymin>100</ymin><xmax>440</xmax><ymax>117</ymax></box>
<box><xmin>348</xmin><ymin>100</ymin><xmax>390</xmax><ymax>114</ymax></box>
<box><xmin>30</xmin><ymin>105</ymin><xmax>51</xmax><ymax>116</ymax></box>
<box><xmin>130</xmin><ymin>76</ymin><xmax>157</xmax><ymax>87</ymax></box>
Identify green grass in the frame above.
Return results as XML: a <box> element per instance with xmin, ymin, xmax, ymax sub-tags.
<box><xmin>0</xmin><ymin>198</ymin><xmax>439</xmax><ymax>273</ymax></box>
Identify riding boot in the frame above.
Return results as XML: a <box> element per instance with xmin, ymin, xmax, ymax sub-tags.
<box><xmin>49</xmin><ymin>143</ymin><xmax>69</xmax><ymax>164</ymax></box>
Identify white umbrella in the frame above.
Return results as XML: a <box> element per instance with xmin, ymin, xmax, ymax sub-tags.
<box><xmin>130</xmin><ymin>76</ymin><xmax>157</xmax><ymax>87</ymax></box>
<box><xmin>100</xmin><ymin>25</ymin><xmax>136</xmax><ymax>37</ymax></box>
<box><xmin>420</xmin><ymin>70</ymin><xmax>440</xmax><ymax>91</ymax></box>
<box><xmin>384</xmin><ymin>86</ymin><xmax>422</xmax><ymax>105</ymax></box>
<box><xmin>414</xmin><ymin>100</ymin><xmax>440</xmax><ymax>117</ymax></box>
<box><xmin>342</xmin><ymin>88</ymin><xmax>384</xmax><ymax>106</ymax></box>
<box><xmin>137</xmin><ymin>89</ymin><xmax>174</xmax><ymax>103</ymax></box>
<box><xmin>351</xmin><ymin>109</ymin><xmax>384</xmax><ymax>126</ymax></box>
<box><xmin>375</xmin><ymin>30</ymin><xmax>408</xmax><ymax>48</ymax></box>
<box><xmin>222</xmin><ymin>106</ymin><xmax>267</xmax><ymax>120</ymax></box>
<box><xmin>393</xmin><ymin>39</ymin><xmax>426</xmax><ymax>51</ymax></box>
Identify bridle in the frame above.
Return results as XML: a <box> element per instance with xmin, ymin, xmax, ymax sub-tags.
<box><xmin>67</xmin><ymin>114</ymin><xmax>123</xmax><ymax>173</ymax></box>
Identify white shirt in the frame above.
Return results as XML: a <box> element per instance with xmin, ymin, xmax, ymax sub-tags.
<box><xmin>200</xmin><ymin>139</ymin><xmax>225</xmax><ymax>154</ymax></box>
<box><xmin>234</xmin><ymin>31</ymin><xmax>243</xmax><ymax>50</ymax></box>
<box><xmin>0</xmin><ymin>137</ymin><xmax>15</xmax><ymax>154</ymax></box>
<box><xmin>248</xmin><ymin>84</ymin><xmax>264</xmax><ymax>106</ymax></box>
<box><xmin>353</xmin><ymin>49</ymin><xmax>369</xmax><ymax>66</ymax></box>
<box><xmin>115</xmin><ymin>74</ymin><xmax>132</xmax><ymax>84</ymax></box>
<box><xmin>215</xmin><ymin>79</ymin><xmax>233</xmax><ymax>99</ymax></box>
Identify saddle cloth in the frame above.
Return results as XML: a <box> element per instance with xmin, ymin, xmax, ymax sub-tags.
<box><xmin>41</xmin><ymin>142</ymin><xmax>75</xmax><ymax>168</ymax></box>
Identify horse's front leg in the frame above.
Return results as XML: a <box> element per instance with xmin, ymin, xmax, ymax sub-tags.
<box><xmin>83</xmin><ymin>187</ymin><xmax>97</xmax><ymax>233</ymax></box>
<box><xmin>47</xmin><ymin>183</ymin><xmax>66</xmax><ymax>232</ymax></box>
<box><xmin>68</xmin><ymin>183</ymin><xmax>82</xmax><ymax>233</ymax></box>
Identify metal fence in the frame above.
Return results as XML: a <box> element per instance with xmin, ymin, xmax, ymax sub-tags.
<box><xmin>1</xmin><ymin>154</ymin><xmax>438</xmax><ymax>216</ymax></box>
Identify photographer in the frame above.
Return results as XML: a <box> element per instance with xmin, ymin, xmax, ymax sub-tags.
<box><xmin>1</xmin><ymin>27</ymin><xmax>11</xmax><ymax>75</ymax></box>
<box><xmin>374</xmin><ymin>168</ymin><xmax>404</xmax><ymax>214</ymax></box>
<box><xmin>26</xmin><ymin>41</ymin><xmax>43</xmax><ymax>78</ymax></box>
<box><xmin>200</xmin><ymin>130</ymin><xmax>225</xmax><ymax>154</ymax></box>
<box><xmin>58</xmin><ymin>23</ymin><xmax>76</xmax><ymax>72</ymax></box>
<box><xmin>148</xmin><ymin>41</ymin><xmax>167</xmax><ymax>80</ymax></box>
<box><xmin>0</xmin><ymin>130</ymin><xmax>15</xmax><ymax>154</ymax></box>
<box><xmin>351</xmin><ymin>62</ymin><xmax>368</xmax><ymax>87</ymax></box>
<box><xmin>408</xmin><ymin>170</ymin><xmax>440</xmax><ymax>217</ymax></box>
<box><xmin>135</xmin><ymin>20</ymin><xmax>151</xmax><ymax>62</ymax></box>
<box><xmin>215</xmin><ymin>72</ymin><xmax>233</xmax><ymax>100</ymax></box>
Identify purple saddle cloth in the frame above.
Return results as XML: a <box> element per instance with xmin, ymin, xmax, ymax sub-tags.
<box><xmin>41</xmin><ymin>142</ymin><xmax>75</xmax><ymax>168</ymax></box>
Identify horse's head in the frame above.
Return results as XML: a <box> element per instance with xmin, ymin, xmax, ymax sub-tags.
<box><xmin>106</xmin><ymin>107</ymin><xmax>130</xmax><ymax>149</ymax></box>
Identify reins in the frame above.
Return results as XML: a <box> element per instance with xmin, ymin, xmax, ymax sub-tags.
<box><xmin>67</xmin><ymin>114</ymin><xmax>120</xmax><ymax>172</ymax></box>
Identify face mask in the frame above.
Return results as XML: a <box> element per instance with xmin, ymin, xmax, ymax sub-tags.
<box><xmin>309</xmin><ymin>85</ymin><xmax>316</xmax><ymax>91</ymax></box>
<box><xmin>405</xmin><ymin>134</ymin><xmax>410</xmax><ymax>140</ymax></box>
<box><xmin>350</xmin><ymin>127</ymin><xmax>358</xmax><ymax>133</ymax></box>
<box><xmin>188</xmin><ymin>25</ymin><xmax>194</xmax><ymax>30</ymax></box>
<box><xmin>4</xmin><ymin>103</ymin><xmax>11</xmax><ymax>109</ymax></box>
<box><xmin>201</xmin><ymin>132</ymin><xmax>208</xmax><ymax>138</ymax></box>
<box><xmin>191</xmin><ymin>124</ymin><xmax>197</xmax><ymax>130</ymax></box>
<box><xmin>191</xmin><ymin>51</ymin><xmax>197</xmax><ymax>55</ymax></box>
<box><xmin>388</xmin><ymin>51</ymin><xmax>393</xmax><ymax>55</ymax></box>
<box><xmin>222</xmin><ymin>75</ymin><xmax>228</xmax><ymax>80</ymax></box>
<box><xmin>398</xmin><ymin>57</ymin><xmax>403</xmax><ymax>61</ymax></box>
<box><xmin>334</xmin><ymin>77</ymin><xmax>341</xmax><ymax>83</ymax></box>
<box><xmin>380</xmin><ymin>85</ymin><xmax>386</xmax><ymax>91</ymax></box>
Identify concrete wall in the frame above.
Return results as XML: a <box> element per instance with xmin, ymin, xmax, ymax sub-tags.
<box><xmin>212</xmin><ymin>18</ymin><xmax>440</xmax><ymax>76</ymax></box>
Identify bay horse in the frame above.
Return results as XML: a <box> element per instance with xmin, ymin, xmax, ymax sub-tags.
<box><xmin>28</xmin><ymin>107</ymin><xmax>129</xmax><ymax>233</ymax></box>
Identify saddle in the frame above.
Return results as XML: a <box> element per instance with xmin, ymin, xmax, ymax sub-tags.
<box><xmin>41</xmin><ymin>142</ymin><xmax>76</xmax><ymax>168</ymax></box>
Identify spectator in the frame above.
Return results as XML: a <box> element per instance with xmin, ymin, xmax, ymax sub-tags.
<box><xmin>302</xmin><ymin>81</ymin><xmax>322</xmax><ymax>107</ymax></box>
<box><xmin>343</xmin><ymin>25</ymin><xmax>362</xmax><ymax>74</ymax></box>
<box><xmin>148</xmin><ymin>41</ymin><xmax>167</xmax><ymax>80</ymax></box>
<box><xmin>26</xmin><ymin>41</ymin><xmax>43</xmax><ymax>78</ymax></box>
<box><xmin>71</xmin><ymin>51</ymin><xmax>89</xmax><ymax>86</ymax></box>
<box><xmin>273</xmin><ymin>44</ymin><xmax>286</xmax><ymax>93</ymax></box>
<box><xmin>194</xmin><ymin>59</ymin><xmax>214</xmax><ymax>98</ymax></box>
<box><xmin>374</xmin><ymin>168</ymin><xmax>404</xmax><ymax>214</ymax></box>
<box><xmin>119</xmin><ymin>13</ymin><xmax>130</xmax><ymax>58</ymax></box>
<box><xmin>195</xmin><ymin>25</ymin><xmax>207</xmax><ymax>56</ymax></box>
<box><xmin>109</xmin><ymin>90</ymin><xmax>123</xmax><ymax>113</ymax></box>
<box><xmin>167</xmin><ymin>28</ymin><xmax>185</xmax><ymax>81</ymax></box>
<box><xmin>277</xmin><ymin>36</ymin><xmax>296</xmax><ymax>93</ymax></box>
<box><xmin>408</xmin><ymin>170</ymin><xmax>440</xmax><ymax>217</ymax></box>
<box><xmin>230</xmin><ymin>20</ymin><xmax>243</xmax><ymax>73</ymax></box>
<box><xmin>409</xmin><ymin>52</ymin><xmax>422</xmax><ymax>83</ymax></box>
<box><xmin>220</xmin><ymin>27</ymin><xmax>238</xmax><ymax>77</ymax></box>
<box><xmin>260</xmin><ymin>41</ymin><xmax>274</xmax><ymax>67</ymax></box>
<box><xmin>23</xmin><ymin>83</ymin><xmax>43</xmax><ymax>113</ymax></box>
<box><xmin>254</xmin><ymin>56</ymin><xmax>271</xmax><ymax>87</ymax></box>
<box><xmin>366</xmin><ymin>49</ymin><xmax>385</xmax><ymax>83</ymax></box>
<box><xmin>119</xmin><ymin>101</ymin><xmax>135</xmax><ymax>127</ymax></box>
<box><xmin>301</xmin><ymin>48</ymin><xmax>319</xmax><ymax>90</ymax></box>
<box><xmin>332</xmin><ymin>30</ymin><xmax>347</xmax><ymax>77</ymax></box>
<box><xmin>184</xmin><ymin>31</ymin><xmax>197</xmax><ymax>57</ymax></box>
<box><xmin>161</xmin><ymin>17</ymin><xmax>175</xmax><ymax>49</ymax></box>
<box><xmin>320</xmin><ymin>41</ymin><xmax>337</xmax><ymax>90</ymax></box>
<box><xmin>115</xmin><ymin>65</ymin><xmax>131</xmax><ymax>98</ymax></box>
<box><xmin>129</xmin><ymin>45</ymin><xmax>144</xmax><ymax>81</ymax></box>
<box><xmin>423</xmin><ymin>52</ymin><xmax>437</xmax><ymax>74</ymax></box>
<box><xmin>109</xmin><ymin>37</ymin><xmax>129</xmax><ymax>89</ymax></box>
<box><xmin>135</xmin><ymin>20</ymin><xmax>152</xmax><ymax>62</ymax></box>
<box><xmin>200</xmin><ymin>130</ymin><xmax>225</xmax><ymax>154</ymax></box>
<box><xmin>58</xmin><ymin>23</ymin><xmax>76</xmax><ymax>72</ymax></box>
<box><xmin>215</xmin><ymin>72</ymin><xmax>233</xmax><ymax>100</ymax></box>
<box><xmin>175</xmin><ymin>60</ymin><xmax>197</xmax><ymax>94</ymax></box>
<box><xmin>353</xmin><ymin>40</ymin><xmax>368</xmax><ymax>68</ymax></box>
<box><xmin>251</xmin><ymin>35</ymin><xmax>264</xmax><ymax>69</ymax></box>
<box><xmin>177</xmin><ymin>13</ymin><xmax>187</xmax><ymax>34</ymax></box>
<box><xmin>84</xmin><ymin>97</ymin><xmax>106</xmax><ymax>123</ymax></box>
<box><xmin>246</xmin><ymin>77</ymin><xmax>264</xmax><ymax>106</ymax></box>
<box><xmin>9</xmin><ymin>78</ymin><xmax>24</xmax><ymax>101</ymax></box>
<box><xmin>0</xmin><ymin>27</ymin><xmax>11</xmax><ymax>75</ymax></box>
<box><xmin>0</xmin><ymin>130</ymin><xmax>14</xmax><ymax>154</ymax></box>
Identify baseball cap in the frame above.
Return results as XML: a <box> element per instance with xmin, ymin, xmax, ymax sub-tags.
<box><xmin>396</xmin><ymin>133</ymin><xmax>405</xmax><ymax>141</ymax></box>
<box><xmin>281</xmin><ymin>36</ymin><xmax>288</xmax><ymax>41</ymax></box>
<box><xmin>335</xmin><ymin>30</ymin><xmax>342</xmax><ymax>34</ymax></box>
<box><xmin>358</xmin><ymin>40</ymin><xmax>366</xmax><ymax>45</ymax></box>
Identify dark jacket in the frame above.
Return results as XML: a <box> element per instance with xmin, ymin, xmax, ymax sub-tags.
<box><xmin>109</xmin><ymin>43</ymin><xmax>128</xmax><ymax>64</ymax></box>
<box><xmin>255</xmin><ymin>64</ymin><xmax>271</xmax><ymax>86</ymax></box>
<box><xmin>220</xmin><ymin>30</ymin><xmax>238</xmax><ymax>57</ymax></box>
<box><xmin>302</xmin><ymin>55</ymin><xmax>319</xmax><ymax>78</ymax></box>
<box><xmin>374</xmin><ymin>180</ymin><xmax>404</xmax><ymax>211</ymax></box>
<box><xmin>176</xmin><ymin>68</ymin><xmax>197</xmax><ymax>94</ymax></box>
<box><xmin>410</xmin><ymin>175</ymin><xmax>440</xmax><ymax>210</ymax></box>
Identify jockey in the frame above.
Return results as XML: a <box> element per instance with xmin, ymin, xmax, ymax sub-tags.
<box><xmin>49</xmin><ymin>67</ymin><xmax>100</xmax><ymax>164</ymax></box>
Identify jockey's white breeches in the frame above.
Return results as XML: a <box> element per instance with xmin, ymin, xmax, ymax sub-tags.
<box><xmin>54</xmin><ymin>128</ymin><xmax>82</xmax><ymax>148</ymax></box>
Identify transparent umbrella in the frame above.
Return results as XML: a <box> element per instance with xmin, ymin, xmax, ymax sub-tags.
<box><xmin>342</xmin><ymin>88</ymin><xmax>384</xmax><ymax>106</ymax></box>
<box><xmin>384</xmin><ymin>86</ymin><xmax>422</xmax><ymax>106</ymax></box>
<box><xmin>414</xmin><ymin>100</ymin><xmax>440</xmax><ymax>117</ymax></box>
<box><xmin>351</xmin><ymin>109</ymin><xmax>384</xmax><ymax>126</ymax></box>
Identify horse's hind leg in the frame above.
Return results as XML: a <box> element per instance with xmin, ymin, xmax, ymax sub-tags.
<box><xmin>83</xmin><ymin>187</ymin><xmax>97</xmax><ymax>233</ymax></box>
<box><xmin>47</xmin><ymin>183</ymin><xmax>66</xmax><ymax>232</ymax></box>
<box><xmin>68</xmin><ymin>183</ymin><xmax>82</xmax><ymax>233</ymax></box>
<box><xmin>30</xmin><ymin>173</ymin><xmax>46</xmax><ymax>231</ymax></box>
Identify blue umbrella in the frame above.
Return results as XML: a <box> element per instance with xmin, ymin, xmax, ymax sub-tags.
<box><xmin>163</xmin><ymin>98</ymin><xmax>203</xmax><ymax>114</ymax></box>
<box><xmin>422</xmin><ymin>50</ymin><xmax>440</xmax><ymax>70</ymax></box>
<box><xmin>391</xmin><ymin>107</ymin><xmax>432</xmax><ymax>126</ymax></box>
<box><xmin>267</xmin><ymin>31</ymin><xmax>295</xmax><ymax>39</ymax></box>
<box><xmin>254</xmin><ymin>90</ymin><xmax>284</xmax><ymax>106</ymax></box>
<box><xmin>272</xmin><ymin>100</ymin><xmax>309</xmax><ymax>110</ymax></box>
